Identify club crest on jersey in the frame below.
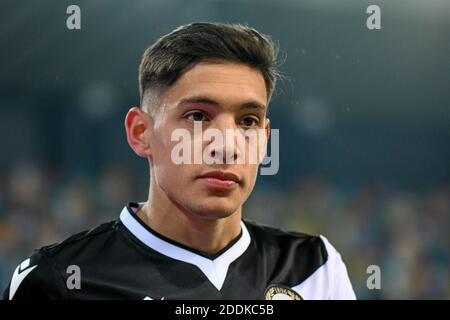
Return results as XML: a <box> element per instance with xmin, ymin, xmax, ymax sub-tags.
<box><xmin>264</xmin><ymin>284</ymin><xmax>303</xmax><ymax>300</ymax></box>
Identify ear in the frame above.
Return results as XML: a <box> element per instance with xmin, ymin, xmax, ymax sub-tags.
<box><xmin>124</xmin><ymin>107</ymin><xmax>153</xmax><ymax>158</ymax></box>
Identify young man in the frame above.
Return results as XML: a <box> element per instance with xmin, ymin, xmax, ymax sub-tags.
<box><xmin>2</xmin><ymin>22</ymin><xmax>355</xmax><ymax>300</ymax></box>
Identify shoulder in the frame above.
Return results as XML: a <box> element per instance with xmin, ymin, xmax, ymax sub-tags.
<box><xmin>40</xmin><ymin>220</ymin><xmax>118</xmax><ymax>258</ymax></box>
<box><xmin>2</xmin><ymin>220</ymin><xmax>118</xmax><ymax>300</ymax></box>
<box><xmin>2</xmin><ymin>248</ymin><xmax>63</xmax><ymax>300</ymax></box>
<box><xmin>292</xmin><ymin>235</ymin><xmax>357</xmax><ymax>300</ymax></box>
<box><xmin>243</xmin><ymin>219</ymin><xmax>327</xmax><ymax>259</ymax></box>
<box><xmin>243</xmin><ymin>220</ymin><xmax>356</xmax><ymax>300</ymax></box>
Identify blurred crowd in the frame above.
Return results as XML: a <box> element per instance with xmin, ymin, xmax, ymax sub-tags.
<box><xmin>0</xmin><ymin>161</ymin><xmax>448</xmax><ymax>299</ymax></box>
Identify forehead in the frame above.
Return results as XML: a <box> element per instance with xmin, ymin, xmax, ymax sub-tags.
<box><xmin>161</xmin><ymin>61</ymin><xmax>268</xmax><ymax>109</ymax></box>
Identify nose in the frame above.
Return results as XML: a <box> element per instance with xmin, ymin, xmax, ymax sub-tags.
<box><xmin>208</xmin><ymin>114</ymin><xmax>242</xmax><ymax>164</ymax></box>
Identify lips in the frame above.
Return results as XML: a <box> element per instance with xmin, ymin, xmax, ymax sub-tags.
<box><xmin>200</xmin><ymin>171</ymin><xmax>240</xmax><ymax>183</ymax></box>
<box><xmin>198</xmin><ymin>171</ymin><xmax>240</xmax><ymax>189</ymax></box>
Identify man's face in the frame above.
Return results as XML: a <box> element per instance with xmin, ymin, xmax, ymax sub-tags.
<box><xmin>146</xmin><ymin>61</ymin><xmax>269</xmax><ymax>219</ymax></box>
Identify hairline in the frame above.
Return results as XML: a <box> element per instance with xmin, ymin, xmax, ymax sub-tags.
<box><xmin>141</xmin><ymin>58</ymin><xmax>271</xmax><ymax>114</ymax></box>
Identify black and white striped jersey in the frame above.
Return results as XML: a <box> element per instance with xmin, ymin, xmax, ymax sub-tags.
<box><xmin>2</xmin><ymin>202</ymin><xmax>356</xmax><ymax>300</ymax></box>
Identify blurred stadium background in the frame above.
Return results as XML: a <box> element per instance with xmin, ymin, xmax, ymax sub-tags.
<box><xmin>0</xmin><ymin>0</ymin><xmax>449</xmax><ymax>299</ymax></box>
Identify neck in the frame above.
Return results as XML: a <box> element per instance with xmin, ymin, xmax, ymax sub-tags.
<box><xmin>136</xmin><ymin>180</ymin><xmax>242</xmax><ymax>257</ymax></box>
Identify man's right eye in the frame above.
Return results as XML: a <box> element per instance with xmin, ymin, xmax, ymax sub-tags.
<box><xmin>185</xmin><ymin>111</ymin><xmax>208</xmax><ymax>122</ymax></box>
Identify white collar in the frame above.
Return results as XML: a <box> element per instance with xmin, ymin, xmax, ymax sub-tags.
<box><xmin>119</xmin><ymin>203</ymin><xmax>251</xmax><ymax>291</ymax></box>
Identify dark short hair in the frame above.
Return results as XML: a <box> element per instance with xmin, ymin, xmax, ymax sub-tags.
<box><xmin>139</xmin><ymin>22</ymin><xmax>280</xmax><ymax>108</ymax></box>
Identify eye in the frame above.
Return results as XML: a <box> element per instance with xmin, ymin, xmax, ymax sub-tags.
<box><xmin>240</xmin><ymin>116</ymin><xmax>260</xmax><ymax>127</ymax></box>
<box><xmin>185</xmin><ymin>110</ymin><xmax>209</xmax><ymax>122</ymax></box>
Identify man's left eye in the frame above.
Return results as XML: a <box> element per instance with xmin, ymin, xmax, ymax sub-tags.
<box><xmin>241</xmin><ymin>117</ymin><xmax>259</xmax><ymax>127</ymax></box>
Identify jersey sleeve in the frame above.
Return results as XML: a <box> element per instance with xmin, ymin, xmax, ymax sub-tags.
<box><xmin>320</xmin><ymin>235</ymin><xmax>357</xmax><ymax>300</ymax></box>
<box><xmin>292</xmin><ymin>235</ymin><xmax>356</xmax><ymax>300</ymax></box>
<box><xmin>2</xmin><ymin>250</ymin><xmax>66</xmax><ymax>300</ymax></box>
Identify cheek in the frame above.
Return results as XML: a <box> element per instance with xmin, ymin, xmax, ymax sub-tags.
<box><xmin>149</xmin><ymin>129</ymin><xmax>180</xmax><ymax>184</ymax></box>
<box><xmin>150</xmin><ymin>123</ymin><xmax>179</xmax><ymax>164</ymax></box>
<box><xmin>242</xmin><ymin>164</ymin><xmax>259</xmax><ymax>193</ymax></box>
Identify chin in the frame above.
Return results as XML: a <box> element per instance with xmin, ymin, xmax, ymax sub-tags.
<box><xmin>189</xmin><ymin>199</ymin><xmax>240</xmax><ymax>220</ymax></box>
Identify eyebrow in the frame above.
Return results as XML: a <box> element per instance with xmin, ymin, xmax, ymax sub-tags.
<box><xmin>176</xmin><ymin>95</ymin><xmax>267</xmax><ymax>111</ymax></box>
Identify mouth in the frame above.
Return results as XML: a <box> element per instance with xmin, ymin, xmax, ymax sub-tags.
<box><xmin>198</xmin><ymin>170</ymin><xmax>240</xmax><ymax>189</ymax></box>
